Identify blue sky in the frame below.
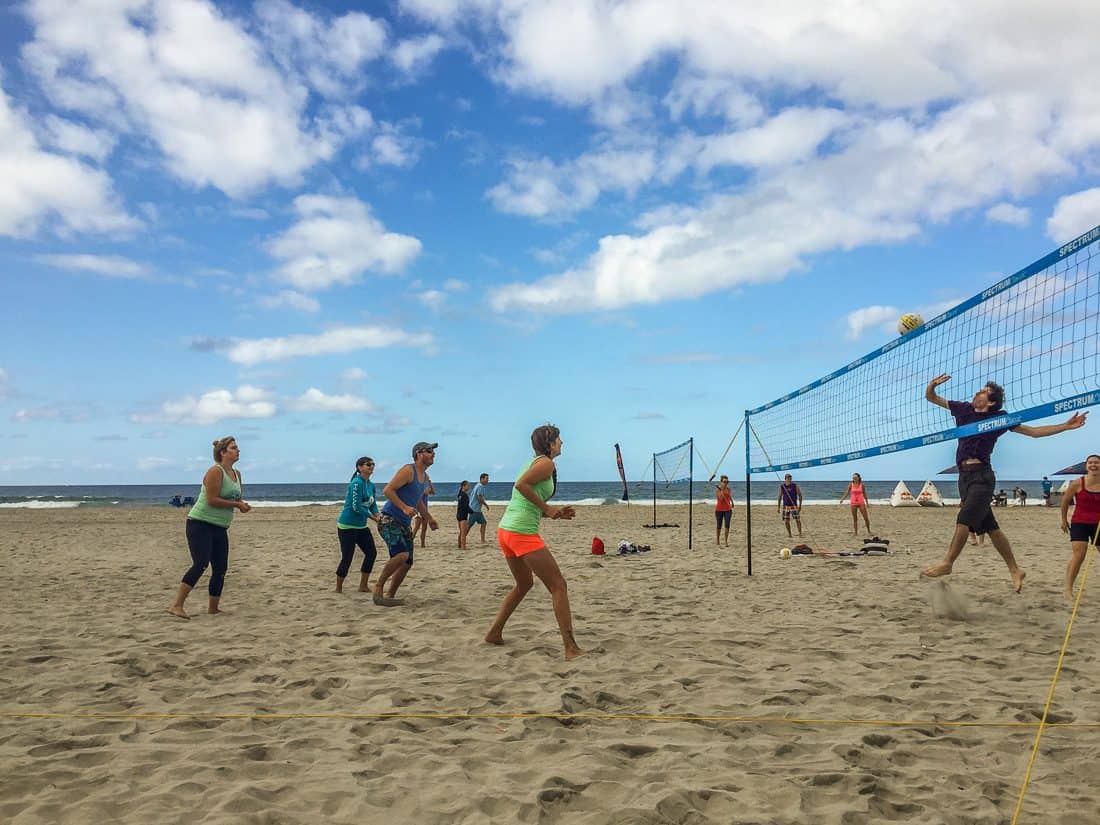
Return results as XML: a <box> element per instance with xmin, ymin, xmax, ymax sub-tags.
<box><xmin>1</xmin><ymin>0</ymin><xmax>1099</xmax><ymax>485</ymax></box>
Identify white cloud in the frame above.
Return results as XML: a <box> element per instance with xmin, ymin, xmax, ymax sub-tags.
<box><xmin>225</xmin><ymin>325</ymin><xmax>435</xmax><ymax>365</ymax></box>
<box><xmin>341</xmin><ymin>367</ymin><xmax>368</xmax><ymax>381</ymax></box>
<box><xmin>985</xmin><ymin>202</ymin><xmax>1030</xmax><ymax>228</ymax></box>
<box><xmin>368</xmin><ymin>125</ymin><xmax>423</xmax><ymax>168</ymax></box>
<box><xmin>256</xmin><ymin>0</ymin><xmax>388</xmax><ymax>97</ymax></box>
<box><xmin>0</xmin><ymin>82</ymin><xmax>135</xmax><ymax>238</ymax></box>
<box><xmin>845</xmin><ymin>305</ymin><xmax>900</xmax><ymax>341</ymax></box>
<box><xmin>23</xmin><ymin>0</ymin><xmax>376</xmax><ymax>197</ymax></box>
<box><xmin>36</xmin><ymin>253</ymin><xmax>150</xmax><ymax>278</ymax></box>
<box><xmin>267</xmin><ymin>195</ymin><xmax>422</xmax><ymax>290</ymax></box>
<box><xmin>443</xmin><ymin>278</ymin><xmax>467</xmax><ymax>291</ymax></box>
<box><xmin>132</xmin><ymin>385</ymin><xmax>277</xmax><ymax>425</ymax></box>
<box><xmin>39</xmin><ymin>115</ymin><xmax>116</xmax><ymax>161</ymax></box>
<box><xmin>258</xmin><ymin>289</ymin><xmax>321</xmax><ymax>313</ymax></box>
<box><xmin>137</xmin><ymin>456</ymin><xmax>174</xmax><ymax>471</ymax></box>
<box><xmin>417</xmin><ymin>289</ymin><xmax>447</xmax><ymax>310</ymax></box>
<box><xmin>1047</xmin><ymin>188</ymin><xmax>1100</xmax><ymax>243</ymax></box>
<box><xmin>291</xmin><ymin>388</ymin><xmax>375</xmax><ymax>412</ymax></box>
<box><xmin>487</xmin><ymin>146</ymin><xmax>658</xmax><ymax>219</ymax></box>
<box><xmin>391</xmin><ymin>33</ymin><xmax>446</xmax><ymax>75</ymax></box>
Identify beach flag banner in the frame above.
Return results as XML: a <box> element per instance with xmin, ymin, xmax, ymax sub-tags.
<box><xmin>614</xmin><ymin>443</ymin><xmax>629</xmax><ymax>501</ymax></box>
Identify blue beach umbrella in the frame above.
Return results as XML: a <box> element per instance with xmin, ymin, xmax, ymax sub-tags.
<box><xmin>1052</xmin><ymin>461</ymin><xmax>1087</xmax><ymax>476</ymax></box>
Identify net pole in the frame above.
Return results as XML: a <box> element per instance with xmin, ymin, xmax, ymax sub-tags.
<box><xmin>688</xmin><ymin>437</ymin><xmax>694</xmax><ymax>550</ymax></box>
<box><xmin>744</xmin><ymin>411</ymin><xmax>752</xmax><ymax>576</ymax></box>
<box><xmin>652</xmin><ymin>453</ymin><xmax>657</xmax><ymax>529</ymax></box>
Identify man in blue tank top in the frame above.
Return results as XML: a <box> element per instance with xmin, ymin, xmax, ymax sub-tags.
<box><xmin>373</xmin><ymin>441</ymin><xmax>439</xmax><ymax>606</ymax></box>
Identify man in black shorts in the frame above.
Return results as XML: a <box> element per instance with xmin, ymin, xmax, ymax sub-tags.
<box><xmin>921</xmin><ymin>374</ymin><xmax>1087</xmax><ymax>591</ymax></box>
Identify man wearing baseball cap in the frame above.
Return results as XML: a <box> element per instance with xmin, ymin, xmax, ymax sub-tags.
<box><xmin>373</xmin><ymin>441</ymin><xmax>439</xmax><ymax>606</ymax></box>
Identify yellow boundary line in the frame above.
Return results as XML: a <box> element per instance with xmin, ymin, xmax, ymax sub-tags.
<box><xmin>1</xmin><ymin>710</ymin><xmax>1098</xmax><ymax>728</ymax></box>
<box><xmin>1010</xmin><ymin>538</ymin><xmax>1097</xmax><ymax>824</ymax></box>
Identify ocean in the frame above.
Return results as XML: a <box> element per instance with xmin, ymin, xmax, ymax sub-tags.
<box><xmin>0</xmin><ymin>479</ymin><xmax>1057</xmax><ymax>509</ymax></box>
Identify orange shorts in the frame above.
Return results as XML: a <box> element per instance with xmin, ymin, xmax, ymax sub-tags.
<box><xmin>497</xmin><ymin>528</ymin><xmax>546</xmax><ymax>558</ymax></box>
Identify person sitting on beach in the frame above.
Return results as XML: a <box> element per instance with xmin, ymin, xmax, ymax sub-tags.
<box><xmin>840</xmin><ymin>472</ymin><xmax>872</xmax><ymax>536</ymax></box>
<box><xmin>456</xmin><ymin>480</ymin><xmax>471</xmax><ymax>549</ymax></box>
<box><xmin>1060</xmin><ymin>454</ymin><xmax>1100</xmax><ymax>601</ymax></box>
<box><xmin>335</xmin><ymin>456</ymin><xmax>380</xmax><ymax>593</ymax></box>
<box><xmin>995</xmin><ymin>489</ymin><xmax>1008</xmax><ymax>507</ymax></box>
<box><xmin>484</xmin><ymin>424</ymin><xmax>584</xmax><ymax>660</ymax></box>
<box><xmin>777</xmin><ymin>474</ymin><xmax>803</xmax><ymax>538</ymax></box>
<box><xmin>714</xmin><ymin>475</ymin><xmax>734</xmax><ymax>547</ymax></box>
<box><xmin>467</xmin><ymin>473</ymin><xmax>491</xmax><ymax>544</ymax></box>
<box><xmin>920</xmin><ymin>374</ymin><xmax>1086</xmax><ymax>591</ymax></box>
<box><xmin>168</xmin><ymin>436</ymin><xmax>250</xmax><ymax>619</ymax></box>
<box><xmin>373</xmin><ymin>442</ymin><xmax>438</xmax><ymax>607</ymax></box>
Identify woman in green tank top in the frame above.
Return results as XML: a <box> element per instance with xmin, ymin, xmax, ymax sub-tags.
<box><xmin>168</xmin><ymin>436</ymin><xmax>251</xmax><ymax>619</ymax></box>
<box><xmin>485</xmin><ymin>425</ymin><xmax>584</xmax><ymax>660</ymax></box>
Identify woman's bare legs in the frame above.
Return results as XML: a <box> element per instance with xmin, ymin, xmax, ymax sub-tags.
<box><xmin>485</xmin><ymin>554</ymin><xmax>532</xmax><ymax>645</ymax></box>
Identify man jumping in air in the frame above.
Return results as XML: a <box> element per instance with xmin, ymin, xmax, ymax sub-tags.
<box><xmin>921</xmin><ymin>374</ymin><xmax>1086</xmax><ymax>591</ymax></box>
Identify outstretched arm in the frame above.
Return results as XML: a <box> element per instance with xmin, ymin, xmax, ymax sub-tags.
<box><xmin>1013</xmin><ymin>411</ymin><xmax>1088</xmax><ymax>438</ymax></box>
<box><xmin>925</xmin><ymin>374</ymin><xmax>951</xmax><ymax>410</ymax></box>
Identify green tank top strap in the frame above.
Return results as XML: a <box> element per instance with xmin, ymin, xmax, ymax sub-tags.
<box><xmin>187</xmin><ymin>466</ymin><xmax>241</xmax><ymax>528</ymax></box>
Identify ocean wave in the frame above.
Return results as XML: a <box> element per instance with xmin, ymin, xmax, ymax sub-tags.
<box><xmin>0</xmin><ymin>500</ymin><xmax>82</xmax><ymax>509</ymax></box>
<box><xmin>250</xmin><ymin>500</ymin><xmax>344</xmax><ymax>508</ymax></box>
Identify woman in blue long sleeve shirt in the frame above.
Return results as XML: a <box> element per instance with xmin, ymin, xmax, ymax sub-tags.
<box><xmin>336</xmin><ymin>456</ymin><xmax>380</xmax><ymax>592</ymax></box>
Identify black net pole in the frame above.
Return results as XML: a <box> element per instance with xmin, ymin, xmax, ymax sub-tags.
<box><xmin>651</xmin><ymin>453</ymin><xmax>656</xmax><ymax>529</ymax></box>
<box><xmin>744</xmin><ymin>411</ymin><xmax>752</xmax><ymax>575</ymax></box>
<box><xmin>688</xmin><ymin>437</ymin><xmax>694</xmax><ymax>550</ymax></box>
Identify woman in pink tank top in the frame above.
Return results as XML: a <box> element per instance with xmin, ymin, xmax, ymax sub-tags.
<box><xmin>1060</xmin><ymin>454</ymin><xmax>1100</xmax><ymax>601</ymax></box>
<box><xmin>840</xmin><ymin>472</ymin><xmax>872</xmax><ymax>536</ymax></box>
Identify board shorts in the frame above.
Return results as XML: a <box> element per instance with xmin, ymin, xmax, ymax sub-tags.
<box><xmin>957</xmin><ymin>464</ymin><xmax>998</xmax><ymax>535</ymax></box>
<box><xmin>715</xmin><ymin>509</ymin><xmax>732</xmax><ymax>528</ymax></box>
<box><xmin>377</xmin><ymin>514</ymin><xmax>415</xmax><ymax>565</ymax></box>
<box><xmin>1069</xmin><ymin>522</ymin><xmax>1100</xmax><ymax>543</ymax></box>
<box><xmin>497</xmin><ymin>528</ymin><xmax>546</xmax><ymax>558</ymax></box>
<box><xmin>467</xmin><ymin>511</ymin><xmax>487</xmax><ymax>526</ymax></box>
<box><xmin>782</xmin><ymin>506</ymin><xmax>801</xmax><ymax>521</ymax></box>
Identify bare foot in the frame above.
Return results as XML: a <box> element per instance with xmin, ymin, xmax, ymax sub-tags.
<box><xmin>209</xmin><ymin>607</ymin><xmax>227</xmax><ymax>615</ymax></box>
<box><xmin>358</xmin><ymin>581</ymin><xmax>372</xmax><ymax>592</ymax></box>
<box><xmin>484</xmin><ymin>633</ymin><xmax>504</xmax><ymax>645</ymax></box>
<box><xmin>167</xmin><ymin>605</ymin><xmax>189</xmax><ymax>620</ymax></box>
<box><xmin>1064</xmin><ymin>590</ymin><xmax>1076</xmax><ymax>601</ymax></box>
<box><xmin>922</xmin><ymin>561</ymin><xmax>953</xmax><ymax>578</ymax></box>
<box><xmin>1011</xmin><ymin>569</ymin><xmax>1026</xmax><ymax>593</ymax></box>
<box><xmin>564</xmin><ymin>648</ymin><xmax>586</xmax><ymax>661</ymax></box>
<box><xmin>335</xmin><ymin>585</ymin><xmax>343</xmax><ymax>593</ymax></box>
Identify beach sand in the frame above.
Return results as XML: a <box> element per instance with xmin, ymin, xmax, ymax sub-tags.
<box><xmin>1</xmin><ymin>501</ymin><xmax>1098</xmax><ymax>824</ymax></box>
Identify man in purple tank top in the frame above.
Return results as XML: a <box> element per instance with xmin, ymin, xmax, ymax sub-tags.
<box><xmin>921</xmin><ymin>374</ymin><xmax>1086</xmax><ymax>591</ymax></box>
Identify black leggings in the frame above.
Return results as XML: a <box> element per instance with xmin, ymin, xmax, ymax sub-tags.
<box><xmin>183</xmin><ymin>518</ymin><xmax>230</xmax><ymax>597</ymax></box>
<box><xmin>337</xmin><ymin>527</ymin><xmax>377</xmax><ymax>578</ymax></box>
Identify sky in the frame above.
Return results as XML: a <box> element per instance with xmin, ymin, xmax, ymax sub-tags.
<box><xmin>1</xmin><ymin>0</ymin><xmax>1099</xmax><ymax>486</ymax></box>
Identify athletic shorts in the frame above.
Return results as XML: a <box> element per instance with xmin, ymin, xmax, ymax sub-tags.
<box><xmin>1069</xmin><ymin>522</ymin><xmax>1100</xmax><ymax>543</ymax></box>
<box><xmin>783</xmin><ymin>506</ymin><xmax>800</xmax><ymax>521</ymax></box>
<box><xmin>715</xmin><ymin>509</ymin><xmax>732</xmax><ymax>528</ymax></box>
<box><xmin>497</xmin><ymin>528</ymin><xmax>546</xmax><ymax>558</ymax></box>
<box><xmin>957</xmin><ymin>465</ymin><xmax>998</xmax><ymax>535</ymax></box>
<box><xmin>467</xmin><ymin>511</ymin><xmax>487</xmax><ymax>526</ymax></box>
<box><xmin>377</xmin><ymin>514</ymin><xmax>415</xmax><ymax>565</ymax></box>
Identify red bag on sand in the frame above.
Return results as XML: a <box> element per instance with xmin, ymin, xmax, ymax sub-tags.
<box><xmin>591</xmin><ymin>537</ymin><xmax>605</xmax><ymax>555</ymax></box>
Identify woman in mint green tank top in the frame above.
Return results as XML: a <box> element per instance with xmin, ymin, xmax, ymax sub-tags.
<box><xmin>168</xmin><ymin>436</ymin><xmax>251</xmax><ymax>619</ymax></box>
<box><xmin>485</xmin><ymin>425</ymin><xmax>584</xmax><ymax>660</ymax></box>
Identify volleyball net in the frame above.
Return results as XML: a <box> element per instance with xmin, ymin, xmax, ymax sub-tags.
<box><xmin>746</xmin><ymin>224</ymin><xmax>1100</xmax><ymax>474</ymax></box>
<box><xmin>647</xmin><ymin>438</ymin><xmax>693</xmax><ymax>546</ymax></box>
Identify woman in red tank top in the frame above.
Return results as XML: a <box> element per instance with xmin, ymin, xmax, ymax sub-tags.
<box><xmin>1060</xmin><ymin>454</ymin><xmax>1100</xmax><ymax>600</ymax></box>
<box><xmin>840</xmin><ymin>473</ymin><xmax>872</xmax><ymax>536</ymax></box>
<box><xmin>715</xmin><ymin>475</ymin><xmax>734</xmax><ymax>547</ymax></box>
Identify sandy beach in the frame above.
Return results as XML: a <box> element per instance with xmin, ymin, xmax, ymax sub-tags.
<box><xmin>1</xmin><ymin>501</ymin><xmax>1098</xmax><ymax>824</ymax></box>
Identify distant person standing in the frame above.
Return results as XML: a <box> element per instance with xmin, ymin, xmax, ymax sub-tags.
<box><xmin>484</xmin><ymin>425</ymin><xmax>583</xmax><ymax>660</ymax></box>
<box><xmin>456</xmin><ymin>481</ymin><xmax>471</xmax><ymax>549</ymax></box>
<box><xmin>840</xmin><ymin>472</ymin><xmax>872</xmax><ymax>536</ymax></box>
<box><xmin>777</xmin><ymin>474</ymin><xmax>803</xmax><ymax>538</ymax></box>
<box><xmin>168</xmin><ymin>436</ymin><xmax>250</xmax><ymax>619</ymax></box>
<box><xmin>1060</xmin><ymin>454</ymin><xmax>1100</xmax><ymax>601</ymax></box>
<box><xmin>714</xmin><ymin>475</ymin><xmax>734</xmax><ymax>547</ymax></box>
<box><xmin>373</xmin><ymin>442</ymin><xmax>438</xmax><ymax>606</ymax></box>
<box><xmin>1042</xmin><ymin>476</ymin><xmax>1054</xmax><ymax>506</ymax></box>
<box><xmin>335</xmin><ymin>456</ymin><xmax>380</xmax><ymax>593</ymax></box>
<box><xmin>410</xmin><ymin>476</ymin><xmax>436</xmax><ymax>548</ymax></box>
<box><xmin>467</xmin><ymin>472</ymin><xmax>491</xmax><ymax>544</ymax></box>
